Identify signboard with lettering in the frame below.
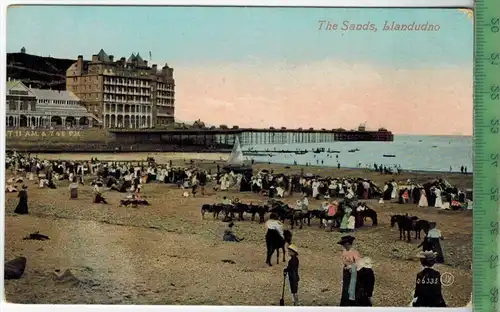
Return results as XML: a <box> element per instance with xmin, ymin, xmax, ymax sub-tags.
<box><xmin>6</xmin><ymin>130</ymin><xmax>82</xmax><ymax>138</ymax></box>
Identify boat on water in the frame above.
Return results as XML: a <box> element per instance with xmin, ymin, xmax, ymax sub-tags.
<box><xmin>348</xmin><ymin>148</ymin><xmax>360</xmax><ymax>153</ymax></box>
<box><xmin>313</xmin><ymin>148</ymin><xmax>325</xmax><ymax>153</ymax></box>
<box><xmin>295</xmin><ymin>150</ymin><xmax>307</xmax><ymax>155</ymax></box>
<box><xmin>244</xmin><ymin>152</ymin><xmax>269</xmax><ymax>156</ymax></box>
<box><xmin>383</xmin><ymin>154</ymin><xmax>396</xmax><ymax>158</ymax></box>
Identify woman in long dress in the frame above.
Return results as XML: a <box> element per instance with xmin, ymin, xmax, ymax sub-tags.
<box><xmin>312</xmin><ymin>180</ymin><xmax>320</xmax><ymax>199</ymax></box>
<box><xmin>434</xmin><ymin>188</ymin><xmax>443</xmax><ymax>208</ymax></box>
<box><xmin>427</xmin><ymin>222</ymin><xmax>445</xmax><ymax>263</ymax></box>
<box><xmin>418</xmin><ymin>189</ymin><xmax>428</xmax><ymax>207</ymax></box>
<box><xmin>338</xmin><ymin>235</ymin><xmax>361</xmax><ymax>306</ymax></box>
<box><xmin>14</xmin><ymin>185</ymin><xmax>29</xmax><ymax>215</ymax></box>
<box><xmin>340</xmin><ymin>207</ymin><xmax>352</xmax><ymax>233</ymax></box>
<box><xmin>391</xmin><ymin>181</ymin><xmax>398</xmax><ymax>199</ymax></box>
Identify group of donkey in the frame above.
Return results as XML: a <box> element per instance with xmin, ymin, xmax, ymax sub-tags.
<box><xmin>200</xmin><ymin>199</ymin><xmax>378</xmax><ymax>230</ymax></box>
<box><xmin>390</xmin><ymin>214</ymin><xmax>431</xmax><ymax>242</ymax></box>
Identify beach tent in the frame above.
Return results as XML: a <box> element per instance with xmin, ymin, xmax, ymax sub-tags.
<box><xmin>227</xmin><ymin>136</ymin><xmax>244</xmax><ymax>166</ymax></box>
<box><xmin>224</xmin><ymin>136</ymin><xmax>252</xmax><ymax>173</ymax></box>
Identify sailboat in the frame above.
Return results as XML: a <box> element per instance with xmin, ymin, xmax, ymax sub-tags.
<box><xmin>224</xmin><ymin>136</ymin><xmax>252</xmax><ymax>173</ymax></box>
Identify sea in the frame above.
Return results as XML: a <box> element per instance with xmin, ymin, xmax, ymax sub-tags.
<box><xmin>241</xmin><ymin>135</ymin><xmax>473</xmax><ymax>173</ymax></box>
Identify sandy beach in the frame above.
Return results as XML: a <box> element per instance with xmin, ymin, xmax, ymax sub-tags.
<box><xmin>30</xmin><ymin>152</ymin><xmax>229</xmax><ymax>163</ymax></box>
<box><xmin>4</xmin><ymin>162</ymin><xmax>473</xmax><ymax>306</ymax></box>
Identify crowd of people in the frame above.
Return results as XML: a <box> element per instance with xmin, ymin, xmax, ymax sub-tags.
<box><xmin>5</xmin><ymin>151</ymin><xmax>472</xmax><ymax>307</ymax></box>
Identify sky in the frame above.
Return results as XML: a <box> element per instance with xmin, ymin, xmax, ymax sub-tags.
<box><xmin>7</xmin><ymin>6</ymin><xmax>473</xmax><ymax>135</ymax></box>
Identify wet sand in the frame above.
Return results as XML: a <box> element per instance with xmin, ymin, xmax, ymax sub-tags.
<box><xmin>30</xmin><ymin>152</ymin><xmax>229</xmax><ymax>163</ymax></box>
<box><xmin>4</xmin><ymin>163</ymin><xmax>473</xmax><ymax>306</ymax></box>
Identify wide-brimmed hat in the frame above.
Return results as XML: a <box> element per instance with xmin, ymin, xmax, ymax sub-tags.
<box><xmin>337</xmin><ymin>235</ymin><xmax>355</xmax><ymax>245</ymax></box>
<box><xmin>356</xmin><ymin>257</ymin><xmax>373</xmax><ymax>270</ymax></box>
<box><xmin>416</xmin><ymin>250</ymin><xmax>437</xmax><ymax>259</ymax></box>
<box><xmin>287</xmin><ymin>244</ymin><xmax>299</xmax><ymax>254</ymax></box>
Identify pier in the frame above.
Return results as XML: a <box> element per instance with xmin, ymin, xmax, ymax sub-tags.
<box><xmin>5</xmin><ymin>127</ymin><xmax>393</xmax><ymax>152</ymax></box>
<box><xmin>109</xmin><ymin>127</ymin><xmax>393</xmax><ymax>148</ymax></box>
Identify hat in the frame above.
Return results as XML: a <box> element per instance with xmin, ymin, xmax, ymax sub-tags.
<box><xmin>228</xmin><ymin>222</ymin><xmax>234</xmax><ymax>228</ymax></box>
<box><xmin>22</xmin><ymin>184</ymin><xmax>28</xmax><ymax>189</ymax></box>
<box><xmin>287</xmin><ymin>244</ymin><xmax>299</xmax><ymax>254</ymax></box>
<box><xmin>416</xmin><ymin>250</ymin><xmax>437</xmax><ymax>259</ymax></box>
<box><xmin>356</xmin><ymin>257</ymin><xmax>373</xmax><ymax>270</ymax></box>
<box><xmin>337</xmin><ymin>235</ymin><xmax>355</xmax><ymax>245</ymax></box>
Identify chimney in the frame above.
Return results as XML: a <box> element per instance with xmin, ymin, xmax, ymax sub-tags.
<box><xmin>109</xmin><ymin>55</ymin><xmax>114</xmax><ymax>62</ymax></box>
<box><xmin>91</xmin><ymin>54</ymin><xmax>98</xmax><ymax>62</ymax></box>
<box><xmin>144</xmin><ymin>60</ymin><xmax>148</xmax><ymax>67</ymax></box>
<box><xmin>152</xmin><ymin>64</ymin><xmax>157</xmax><ymax>72</ymax></box>
<box><xmin>77</xmin><ymin>55</ymin><xmax>83</xmax><ymax>68</ymax></box>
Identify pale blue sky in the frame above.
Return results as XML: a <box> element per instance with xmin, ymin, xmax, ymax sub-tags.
<box><xmin>7</xmin><ymin>6</ymin><xmax>472</xmax><ymax>67</ymax></box>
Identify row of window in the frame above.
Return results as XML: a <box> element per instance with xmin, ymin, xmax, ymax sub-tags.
<box><xmin>157</xmin><ymin>99</ymin><xmax>174</xmax><ymax>105</ymax></box>
<box><xmin>157</xmin><ymin>91</ymin><xmax>174</xmax><ymax>97</ymax></box>
<box><xmin>104</xmin><ymin>87</ymin><xmax>151</xmax><ymax>94</ymax></box>
<box><xmin>104</xmin><ymin>77</ymin><xmax>150</xmax><ymax>86</ymax></box>
<box><xmin>157</xmin><ymin>83</ymin><xmax>174</xmax><ymax>90</ymax></box>
<box><xmin>7</xmin><ymin>102</ymin><xmax>36</xmax><ymax>111</ymax></box>
<box><xmin>104</xmin><ymin>95</ymin><xmax>151</xmax><ymax>102</ymax></box>
<box><xmin>38</xmin><ymin>99</ymin><xmax>79</xmax><ymax>105</ymax></box>
<box><xmin>103</xmin><ymin>106</ymin><xmax>152</xmax><ymax>114</ymax></box>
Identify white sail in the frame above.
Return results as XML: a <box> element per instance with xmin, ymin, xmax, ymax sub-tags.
<box><xmin>227</xmin><ymin>136</ymin><xmax>244</xmax><ymax>166</ymax></box>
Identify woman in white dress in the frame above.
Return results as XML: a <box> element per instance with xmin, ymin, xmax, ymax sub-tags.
<box><xmin>418</xmin><ymin>189</ymin><xmax>428</xmax><ymax>207</ymax></box>
<box><xmin>434</xmin><ymin>188</ymin><xmax>443</xmax><ymax>208</ymax></box>
<box><xmin>391</xmin><ymin>181</ymin><xmax>398</xmax><ymax>199</ymax></box>
<box><xmin>312</xmin><ymin>180</ymin><xmax>320</xmax><ymax>199</ymax></box>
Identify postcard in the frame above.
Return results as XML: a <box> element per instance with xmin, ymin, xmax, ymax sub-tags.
<box><xmin>4</xmin><ymin>5</ymin><xmax>473</xmax><ymax>307</ymax></box>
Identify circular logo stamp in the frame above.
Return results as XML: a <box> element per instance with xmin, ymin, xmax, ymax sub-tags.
<box><xmin>441</xmin><ymin>272</ymin><xmax>455</xmax><ymax>286</ymax></box>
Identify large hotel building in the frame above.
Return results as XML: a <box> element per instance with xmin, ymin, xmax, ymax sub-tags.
<box><xmin>66</xmin><ymin>49</ymin><xmax>175</xmax><ymax>128</ymax></box>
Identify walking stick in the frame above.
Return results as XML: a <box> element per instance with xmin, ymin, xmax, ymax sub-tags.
<box><xmin>279</xmin><ymin>274</ymin><xmax>286</xmax><ymax>306</ymax></box>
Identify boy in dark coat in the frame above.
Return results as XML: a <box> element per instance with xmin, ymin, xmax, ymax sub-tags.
<box><xmin>411</xmin><ymin>251</ymin><xmax>447</xmax><ymax>307</ymax></box>
<box><xmin>283</xmin><ymin>244</ymin><xmax>300</xmax><ymax>306</ymax></box>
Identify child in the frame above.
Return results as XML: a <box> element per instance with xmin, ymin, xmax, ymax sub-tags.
<box><xmin>283</xmin><ymin>244</ymin><xmax>300</xmax><ymax>306</ymax></box>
